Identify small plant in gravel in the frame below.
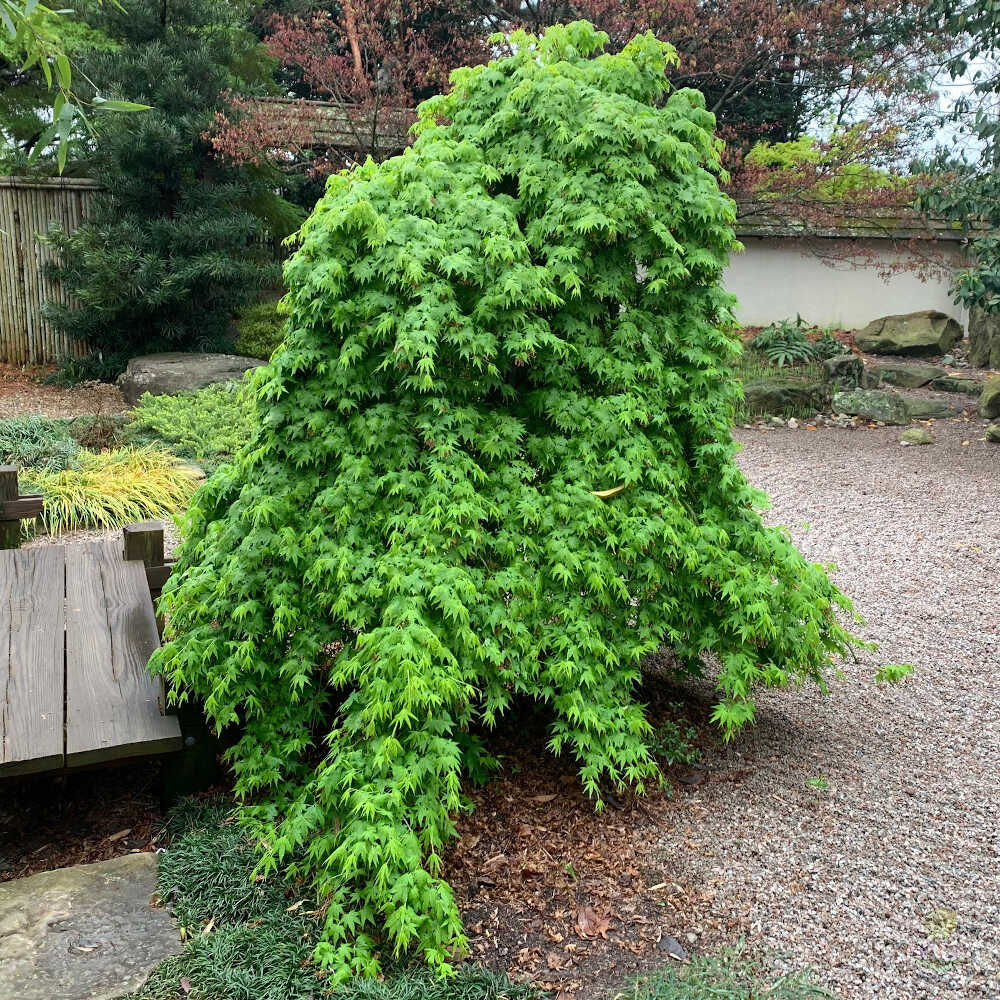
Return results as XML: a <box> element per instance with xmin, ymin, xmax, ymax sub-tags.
<box><xmin>0</xmin><ymin>415</ymin><xmax>80</xmax><ymax>471</ymax></box>
<box><xmin>153</xmin><ymin>23</ymin><xmax>859</xmax><ymax>980</ymax></box>
<box><xmin>626</xmin><ymin>946</ymin><xmax>832</xmax><ymax>999</ymax></box>
<box><xmin>874</xmin><ymin>663</ymin><xmax>914</xmax><ymax>685</ymax></box>
<box><xmin>650</xmin><ymin>716</ymin><xmax>700</xmax><ymax>767</ymax></box>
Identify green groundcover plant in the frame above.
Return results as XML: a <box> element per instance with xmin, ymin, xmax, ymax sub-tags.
<box><xmin>153</xmin><ymin>21</ymin><xmax>858</xmax><ymax>983</ymax></box>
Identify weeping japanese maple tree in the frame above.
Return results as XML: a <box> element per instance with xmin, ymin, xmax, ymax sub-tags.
<box><xmin>153</xmin><ymin>21</ymin><xmax>857</xmax><ymax>981</ymax></box>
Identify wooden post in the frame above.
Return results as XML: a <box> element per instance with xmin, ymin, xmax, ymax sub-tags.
<box><xmin>0</xmin><ymin>467</ymin><xmax>19</xmax><ymax>549</ymax></box>
<box><xmin>123</xmin><ymin>520</ymin><xmax>165</xmax><ymax>570</ymax></box>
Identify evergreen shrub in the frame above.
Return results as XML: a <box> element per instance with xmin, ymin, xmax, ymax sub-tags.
<box><xmin>153</xmin><ymin>22</ymin><xmax>858</xmax><ymax>981</ymax></box>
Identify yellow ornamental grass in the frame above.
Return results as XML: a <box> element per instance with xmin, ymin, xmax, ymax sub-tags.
<box><xmin>25</xmin><ymin>447</ymin><xmax>200</xmax><ymax>534</ymax></box>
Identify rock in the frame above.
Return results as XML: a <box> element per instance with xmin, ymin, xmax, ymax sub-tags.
<box><xmin>905</xmin><ymin>397</ymin><xmax>964</xmax><ymax>420</ymax></box>
<box><xmin>940</xmin><ymin>354</ymin><xmax>955</xmax><ymax>366</ymax></box>
<box><xmin>874</xmin><ymin>362</ymin><xmax>947</xmax><ymax>388</ymax></box>
<box><xmin>743</xmin><ymin>377</ymin><xmax>830</xmax><ymax>416</ymax></box>
<box><xmin>117</xmin><ymin>352</ymin><xmax>265</xmax><ymax>405</ymax></box>
<box><xmin>0</xmin><ymin>854</ymin><xmax>181</xmax><ymax>1000</ymax></box>
<box><xmin>855</xmin><ymin>310</ymin><xmax>963</xmax><ymax>357</ymax></box>
<box><xmin>986</xmin><ymin>423</ymin><xmax>1000</xmax><ymax>443</ymax></box>
<box><xmin>832</xmin><ymin>389</ymin><xmax>909</xmax><ymax>425</ymax></box>
<box><xmin>968</xmin><ymin>308</ymin><xmax>1000</xmax><ymax>368</ymax></box>
<box><xmin>900</xmin><ymin>427</ymin><xmax>935</xmax><ymax>445</ymax></box>
<box><xmin>930</xmin><ymin>374</ymin><xmax>984</xmax><ymax>394</ymax></box>
<box><xmin>657</xmin><ymin>934</ymin><xmax>689</xmax><ymax>961</ymax></box>
<box><xmin>822</xmin><ymin>353</ymin><xmax>864</xmax><ymax>387</ymax></box>
<box><xmin>981</xmin><ymin>378</ymin><xmax>1000</xmax><ymax>419</ymax></box>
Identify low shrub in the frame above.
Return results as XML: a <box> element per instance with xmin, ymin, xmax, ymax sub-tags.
<box><xmin>23</xmin><ymin>447</ymin><xmax>199</xmax><ymax>533</ymax></box>
<box><xmin>68</xmin><ymin>413</ymin><xmax>129</xmax><ymax>451</ymax></box>
<box><xmin>44</xmin><ymin>351</ymin><xmax>133</xmax><ymax>386</ymax></box>
<box><xmin>235</xmin><ymin>298</ymin><xmax>287</xmax><ymax>360</ymax></box>
<box><xmin>127</xmin><ymin>384</ymin><xmax>254</xmax><ymax>471</ymax></box>
<box><xmin>749</xmin><ymin>321</ymin><xmax>816</xmax><ymax>367</ymax></box>
<box><xmin>0</xmin><ymin>415</ymin><xmax>79</xmax><ymax>470</ymax></box>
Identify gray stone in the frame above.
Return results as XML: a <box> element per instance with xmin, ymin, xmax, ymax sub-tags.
<box><xmin>940</xmin><ymin>354</ymin><xmax>955</xmax><ymax>366</ymax></box>
<box><xmin>929</xmin><ymin>375</ymin><xmax>985</xmax><ymax>395</ymax></box>
<box><xmin>832</xmin><ymin>389</ymin><xmax>910</xmax><ymax>425</ymax></box>
<box><xmin>986</xmin><ymin>423</ymin><xmax>1000</xmax><ymax>443</ymax></box>
<box><xmin>822</xmin><ymin>353</ymin><xmax>864</xmax><ymax>387</ymax></box>
<box><xmin>904</xmin><ymin>397</ymin><xmax>963</xmax><ymax>420</ymax></box>
<box><xmin>0</xmin><ymin>854</ymin><xmax>181</xmax><ymax>1000</ymax></box>
<box><xmin>855</xmin><ymin>310</ymin><xmax>964</xmax><ymax>357</ymax></box>
<box><xmin>874</xmin><ymin>362</ymin><xmax>947</xmax><ymax>388</ymax></box>
<box><xmin>657</xmin><ymin>933</ymin><xmax>689</xmax><ymax>961</ymax></box>
<box><xmin>117</xmin><ymin>352</ymin><xmax>265</xmax><ymax>405</ymax></box>
<box><xmin>968</xmin><ymin>308</ymin><xmax>1000</xmax><ymax>369</ymax></box>
<box><xmin>743</xmin><ymin>377</ymin><xmax>830</xmax><ymax>416</ymax></box>
<box><xmin>980</xmin><ymin>378</ymin><xmax>1000</xmax><ymax>419</ymax></box>
<box><xmin>900</xmin><ymin>427</ymin><xmax>935</xmax><ymax>445</ymax></box>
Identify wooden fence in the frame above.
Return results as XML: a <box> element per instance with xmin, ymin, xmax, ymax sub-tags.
<box><xmin>0</xmin><ymin>176</ymin><xmax>98</xmax><ymax>364</ymax></box>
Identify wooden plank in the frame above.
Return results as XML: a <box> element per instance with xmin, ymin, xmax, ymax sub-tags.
<box><xmin>0</xmin><ymin>468</ymin><xmax>21</xmax><ymax>549</ymax></box>
<box><xmin>0</xmin><ymin>546</ymin><xmax>65</xmax><ymax>776</ymax></box>
<box><xmin>65</xmin><ymin>542</ymin><xmax>181</xmax><ymax>767</ymax></box>
<box><xmin>0</xmin><ymin>495</ymin><xmax>45</xmax><ymax>520</ymax></box>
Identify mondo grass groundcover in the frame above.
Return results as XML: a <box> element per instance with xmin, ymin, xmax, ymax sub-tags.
<box><xmin>23</xmin><ymin>446</ymin><xmax>199</xmax><ymax>534</ymax></box>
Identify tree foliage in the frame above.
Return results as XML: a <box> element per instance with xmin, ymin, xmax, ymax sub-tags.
<box><xmin>153</xmin><ymin>22</ymin><xmax>858</xmax><ymax>982</ymax></box>
<box><xmin>922</xmin><ymin>1</ymin><xmax>1000</xmax><ymax>311</ymax></box>
<box><xmin>42</xmin><ymin>0</ymin><xmax>281</xmax><ymax>364</ymax></box>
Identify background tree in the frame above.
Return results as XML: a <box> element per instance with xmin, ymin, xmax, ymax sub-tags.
<box><xmin>207</xmin><ymin>0</ymin><xmax>487</xmax><ymax>173</ymax></box>
<box><xmin>922</xmin><ymin>1</ymin><xmax>1000</xmax><ymax>316</ymax></box>
<box><xmin>153</xmin><ymin>21</ymin><xmax>858</xmax><ymax>981</ymax></box>
<box><xmin>43</xmin><ymin>0</ymin><xmax>286</xmax><ymax>372</ymax></box>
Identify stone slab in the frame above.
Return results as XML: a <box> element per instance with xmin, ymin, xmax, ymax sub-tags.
<box><xmin>0</xmin><ymin>854</ymin><xmax>180</xmax><ymax>1000</ymax></box>
<box><xmin>117</xmin><ymin>352</ymin><xmax>264</xmax><ymax>405</ymax></box>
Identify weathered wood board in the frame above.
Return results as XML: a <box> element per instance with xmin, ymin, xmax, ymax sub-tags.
<box><xmin>0</xmin><ymin>547</ymin><xmax>65</xmax><ymax>776</ymax></box>
<box><xmin>64</xmin><ymin>544</ymin><xmax>181</xmax><ymax>767</ymax></box>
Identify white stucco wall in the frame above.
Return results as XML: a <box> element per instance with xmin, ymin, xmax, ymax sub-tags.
<box><xmin>723</xmin><ymin>236</ymin><xmax>969</xmax><ymax>331</ymax></box>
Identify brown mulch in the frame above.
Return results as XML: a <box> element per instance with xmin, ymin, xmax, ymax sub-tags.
<box><xmin>443</xmin><ymin>683</ymin><xmax>750</xmax><ymax>995</ymax></box>
<box><xmin>0</xmin><ymin>364</ymin><xmax>127</xmax><ymax>419</ymax></box>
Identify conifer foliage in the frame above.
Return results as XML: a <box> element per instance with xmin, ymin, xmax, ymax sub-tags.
<box><xmin>153</xmin><ymin>21</ymin><xmax>857</xmax><ymax>981</ymax></box>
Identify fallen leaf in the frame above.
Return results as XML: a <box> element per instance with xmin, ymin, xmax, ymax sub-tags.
<box><xmin>575</xmin><ymin>906</ymin><xmax>612</xmax><ymax>939</ymax></box>
<box><xmin>180</xmin><ymin>976</ymin><xmax>192</xmax><ymax>994</ymax></box>
<box><xmin>531</xmin><ymin>794</ymin><xmax>557</xmax><ymax>804</ymax></box>
<box><xmin>106</xmin><ymin>828</ymin><xmax>131</xmax><ymax>843</ymax></box>
<box><xmin>202</xmin><ymin>916</ymin><xmax>216</xmax><ymax>935</ymax></box>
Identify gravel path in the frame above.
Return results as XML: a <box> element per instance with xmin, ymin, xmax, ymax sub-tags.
<box><xmin>661</xmin><ymin>417</ymin><xmax>999</xmax><ymax>999</ymax></box>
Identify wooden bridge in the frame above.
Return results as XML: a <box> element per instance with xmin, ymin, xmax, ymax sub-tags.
<box><xmin>0</xmin><ymin>469</ymin><xmax>182</xmax><ymax>778</ymax></box>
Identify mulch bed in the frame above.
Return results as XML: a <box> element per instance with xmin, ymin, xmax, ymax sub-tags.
<box><xmin>0</xmin><ymin>364</ymin><xmax>126</xmax><ymax>419</ymax></box>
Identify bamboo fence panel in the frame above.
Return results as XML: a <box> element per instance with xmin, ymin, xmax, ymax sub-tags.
<box><xmin>0</xmin><ymin>176</ymin><xmax>99</xmax><ymax>364</ymax></box>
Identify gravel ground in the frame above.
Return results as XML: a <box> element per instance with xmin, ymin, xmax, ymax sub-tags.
<box><xmin>661</xmin><ymin>417</ymin><xmax>1000</xmax><ymax>999</ymax></box>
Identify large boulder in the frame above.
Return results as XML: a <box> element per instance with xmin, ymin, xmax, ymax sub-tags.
<box><xmin>118</xmin><ymin>352</ymin><xmax>265</xmax><ymax>405</ymax></box>
<box><xmin>822</xmin><ymin>353</ymin><xmax>864</xmax><ymax>387</ymax></box>
<box><xmin>968</xmin><ymin>308</ymin><xmax>1000</xmax><ymax>369</ymax></box>
<box><xmin>929</xmin><ymin>374</ymin><xmax>985</xmax><ymax>395</ymax></box>
<box><xmin>743</xmin><ymin>376</ymin><xmax>829</xmax><ymax>416</ymax></box>
<box><xmin>904</xmin><ymin>397</ymin><xmax>964</xmax><ymax>420</ymax></box>
<box><xmin>832</xmin><ymin>389</ymin><xmax>909</xmax><ymax>425</ymax></box>
<box><xmin>874</xmin><ymin>362</ymin><xmax>946</xmax><ymax>388</ymax></box>
<box><xmin>855</xmin><ymin>311</ymin><xmax>963</xmax><ymax>358</ymax></box>
<box><xmin>980</xmin><ymin>377</ymin><xmax>1000</xmax><ymax>419</ymax></box>
<box><xmin>986</xmin><ymin>423</ymin><xmax>1000</xmax><ymax>443</ymax></box>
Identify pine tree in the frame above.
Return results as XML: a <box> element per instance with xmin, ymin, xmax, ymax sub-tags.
<box><xmin>44</xmin><ymin>0</ymin><xmax>279</xmax><ymax>368</ymax></box>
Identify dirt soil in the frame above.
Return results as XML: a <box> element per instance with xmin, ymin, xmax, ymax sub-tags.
<box><xmin>0</xmin><ymin>365</ymin><xmax>126</xmax><ymax>419</ymax></box>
